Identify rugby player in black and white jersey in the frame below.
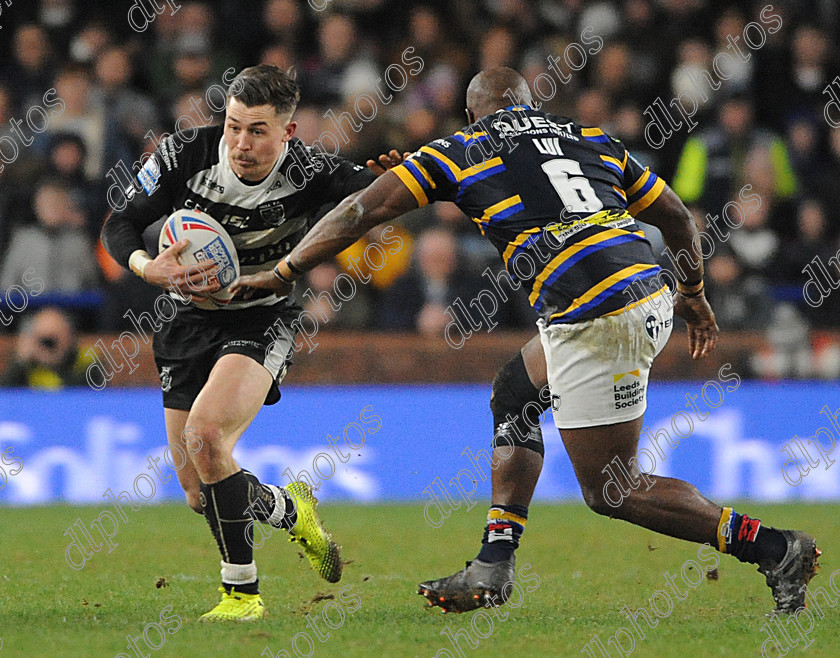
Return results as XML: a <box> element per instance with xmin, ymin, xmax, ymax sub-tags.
<box><xmin>101</xmin><ymin>65</ymin><xmax>398</xmax><ymax>621</ymax></box>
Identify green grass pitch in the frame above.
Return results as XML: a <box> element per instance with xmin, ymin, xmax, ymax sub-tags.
<box><xmin>1</xmin><ymin>503</ymin><xmax>837</xmax><ymax>657</ymax></box>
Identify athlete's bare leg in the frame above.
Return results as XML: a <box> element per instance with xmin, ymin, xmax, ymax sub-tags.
<box><xmin>164</xmin><ymin>408</ymin><xmax>203</xmax><ymax>513</ymax></box>
<box><xmin>560</xmin><ymin>416</ymin><xmax>721</xmax><ymax>543</ymax></box>
<box><xmin>185</xmin><ymin>353</ymin><xmax>273</xmax><ymax>482</ymax></box>
<box><xmin>490</xmin><ymin>334</ymin><xmax>722</xmax><ymax>540</ymax></box>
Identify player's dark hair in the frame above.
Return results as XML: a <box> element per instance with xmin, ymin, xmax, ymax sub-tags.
<box><xmin>227</xmin><ymin>65</ymin><xmax>300</xmax><ymax>116</ymax></box>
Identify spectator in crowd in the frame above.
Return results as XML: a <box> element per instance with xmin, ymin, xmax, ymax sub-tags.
<box><xmin>0</xmin><ymin>307</ymin><xmax>91</xmax><ymax>388</ymax></box>
<box><xmin>814</xmin><ymin>125</ymin><xmax>840</xmax><ymax>211</ymax></box>
<box><xmin>785</xmin><ymin>113</ymin><xmax>828</xmax><ymax>200</ymax></box>
<box><xmin>611</xmin><ymin>100</ymin><xmax>662</xmax><ymax>172</ymax></box>
<box><xmin>67</xmin><ymin>20</ymin><xmax>112</xmax><ymax>67</ymax></box>
<box><xmin>44</xmin><ymin>133</ymin><xmax>101</xmax><ymax>238</ymax></box>
<box><xmin>260</xmin><ymin>0</ymin><xmax>304</xmax><ymax>58</ymax></box>
<box><xmin>0</xmin><ymin>0</ymin><xmax>837</xmax><ymax>356</ymax></box>
<box><xmin>407</xmin><ymin>5</ymin><xmax>448</xmax><ymax>63</ymax></box>
<box><xmin>593</xmin><ymin>41</ymin><xmax>636</xmax><ymax>106</ymax></box>
<box><xmin>301</xmin><ymin>262</ymin><xmax>373</xmax><ymax>330</ymax></box>
<box><xmin>576</xmin><ymin>88</ymin><xmax>612</xmax><ymax>128</ymax></box>
<box><xmin>669</xmin><ymin>38</ymin><xmax>716</xmax><ymax>124</ymax></box>
<box><xmin>94</xmin><ymin>46</ymin><xmax>161</xmax><ymax>150</ymax></box>
<box><xmin>672</xmin><ymin>94</ymin><xmax>797</xmax><ymax>214</ymax></box>
<box><xmin>750</xmin><ymin>303</ymin><xmax>816</xmax><ymax>380</ymax></box>
<box><xmin>773</xmin><ymin>199</ymin><xmax>840</xmax><ymax>328</ymax></box>
<box><xmin>300</xmin><ymin>13</ymin><xmax>378</xmax><ymax>105</ymax></box>
<box><xmin>168</xmin><ymin>38</ymin><xmax>216</xmax><ymax>105</ymax></box>
<box><xmin>46</xmin><ymin>65</ymin><xmax>111</xmax><ymax>179</ymax></box>
<box><xmin>260</xmin><ymin>41</ymin><xmax>296</xmax><ymax>72</ymax></box>
<box><xmin>377</xmin><ymin>228</ymin><xmax>486</xmax><ymax>335</ymax></box>
<box><xmin>711</xmin><ymin>9</ymin><xmax>754</xmax><ymax>94</ymax></box>
<box><xmin>622</xmin><ymin>0</ymin><xmax>664</xmax><ymax>86</ymax></box>
<box><xmin>0</xmin><ymin>179</ymin><xmax>98</xmax><ymax>294</ymax></box>
<box><xmin>38</xmin><ymin>0</ymin><xmax>84</xmax><ymax>56</ymax></box>
<box><xmin>478</xmin><ymin>25</ymin><xmax>517</xmax><ymax>71</ymax></box>
<box><xmin>705</xmin><ymin>247</ymin><xmax>772</xmax><ymax>331</ymax></box>
<box><xmin>4</xmin><ymin>24</ymin><xmax>53</xmax><ymax>109</ymax></box>
<box><xmin>773</xmin><ymin>198</ymin><xmax>834</xmax><ymax>284</ymax></box>
<box><xmin>784</xmin><ymin>25</ymin><xmax>833</xmax><ymax>120</ymax></box>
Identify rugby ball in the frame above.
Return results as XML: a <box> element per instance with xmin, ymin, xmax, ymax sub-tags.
<box><xmin>158</xmin><ymin>209</ymin><xmax>239</xmax><ymax>310</ymax></box>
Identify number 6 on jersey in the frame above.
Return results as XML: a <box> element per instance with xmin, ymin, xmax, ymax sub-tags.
<box><xmin>541</xmin><ymin>158</ymin><xmax>603</xmax><ymax>214</ymax></box>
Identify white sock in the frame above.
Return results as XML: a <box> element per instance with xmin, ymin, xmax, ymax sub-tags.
<box><xmin>220</xmin><ymin>560</ymin><xmax>257</xmax><ymax>586</ymax></box>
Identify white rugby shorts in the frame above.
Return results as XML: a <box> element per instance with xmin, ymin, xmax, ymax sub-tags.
<box><xmin>538</xmin><ymin>289</ymin><xmax>672</xmax><ymax>429</ymax></box>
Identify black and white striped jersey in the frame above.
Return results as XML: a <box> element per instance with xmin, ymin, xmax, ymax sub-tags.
<box><xmin>101</xmin><ymin>124</ymin><xmax>375</xmax><ymax>310</ymax></box>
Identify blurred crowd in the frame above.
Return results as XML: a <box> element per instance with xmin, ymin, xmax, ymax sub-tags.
<box><xmin>1</xmin><ymin>0</ymin><xmax>839</xmax><ymax>381</ymax></box>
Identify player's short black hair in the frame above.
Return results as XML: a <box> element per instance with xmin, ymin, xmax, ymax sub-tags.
<box><xmin>227</xmin><ymin>65</ymin><xmax>300</xmax><ymax>116</ymax></box>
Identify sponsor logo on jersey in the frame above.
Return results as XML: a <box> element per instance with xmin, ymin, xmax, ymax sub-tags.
<box><xmin>645</xmin><ymin>314</ymin><xmax>660</xmax><ymax>341</ymax></box>
<box><xmin>613</xmin><ymin>370</ymin><xmax>644</xmax><ymax>410</ymax></box>
<box><xmin>200</xmin><ymin>175</ymin><xmax>225</xmax><ymax>194</ymax></box>
<box><xmin>491</xmin><ymin>114</ymin><xmax>579</xmax><ymax>141</ymax></box>
<box><xmin>219</xmin><ymin>213</ymin><xmax>250</xmax><ymax>229</ymax></box>
<box><xmin>137</xmin><ymin>156</ymin><xmax>162</xmax><ymax>195</ymax></box>
<box><xmin>159</xmin><ymin>136</ymin><xmax>180</xmax><ymax>171</ymax></box>
<box><xmin>258</xmin><ymin>199</ymin><xmax>287</xmax><ymax>226</ymax></box>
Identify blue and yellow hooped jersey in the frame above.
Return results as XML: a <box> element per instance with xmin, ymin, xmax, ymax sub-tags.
<box><xmin>391</xmin><ymin>106</ymin><xmax>666</xmax><ymax>324</ymax></box>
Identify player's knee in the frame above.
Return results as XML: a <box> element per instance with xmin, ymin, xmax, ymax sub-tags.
<box><xmin>580</xmin><ymin>484</ymin><xmax>616</xmax><ymax>517</ymax></box>
<box><xmin>490</xmin><ymin>353</ymin><xmax>548</xmax><ymax>457</ymax></box>
<box><xmin>185</xmin><ymin>420</ymin><xmax>225</xmax><ymax>464</ymax></box>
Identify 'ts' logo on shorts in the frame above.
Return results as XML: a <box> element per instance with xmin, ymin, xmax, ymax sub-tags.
<box><xmin>160</xmin><ymin>366</ymin><xmax>172</xmax><ymax>393</ymax></box>
<box><xmin>645</xmin><ymin>314</ymin><xmax>672</xmax><ymax>341</ymax></box>
<box><xmin>551</xmin><ymin>394</ymin><xmax>562</xmax><ymax>411</ymax></box>
<box><xmin>645</xmin><ymin>314</ymin><xmax>660</xmax><ymax>341</ymax></box>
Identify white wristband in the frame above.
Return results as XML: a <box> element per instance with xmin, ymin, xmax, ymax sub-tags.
<box><xmin>128</xmin><ymin>250</ymin><xmax>153</xmax><ymax>280</ymax></box>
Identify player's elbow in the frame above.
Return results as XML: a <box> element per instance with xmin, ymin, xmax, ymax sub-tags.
<box><xmin>100</xmin><ymin>212</ymin><xmax>119</xmax><ymax>257</ymax></box>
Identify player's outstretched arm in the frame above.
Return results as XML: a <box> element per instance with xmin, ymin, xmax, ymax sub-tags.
<box><xmin>230</xmin><ymin>170</ymin><xmax>418</xmax><ymax>295</ymax></box>
<box><xmin>634</xmin><ymin>184</ymin><xmax>719</xmax><ymax>360</ymax></box>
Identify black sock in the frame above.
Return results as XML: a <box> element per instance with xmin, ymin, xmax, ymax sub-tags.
<box><xmin>200</xmin><ymin>470</ymin><xmax>259</xmax><ymax>595</ymax></box>
<box><xmin>242</xmin><ymin>470</ymin><xmax>297</xmax><ymax>530</ymax></box>
<box><xmin>718</xmin><ymin>508</ymin><xmax>787</xmax><ymax>565</ymax></box>
<box><xmin>476</xmin><ymin>504</ymin><xmax>528</xmax><ymax>563</ymax></box>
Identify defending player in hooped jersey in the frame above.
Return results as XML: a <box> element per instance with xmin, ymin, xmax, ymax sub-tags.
<box><xmin>391</xmin><ymin>105</ymin><xmax>666</xmax><ymax>324</ymax></box>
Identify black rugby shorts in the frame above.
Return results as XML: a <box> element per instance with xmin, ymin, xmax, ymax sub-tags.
<box><xmin>153</xmin><ymin>302</ymin><xmax>300</xmax><ymax>410</ymax></box>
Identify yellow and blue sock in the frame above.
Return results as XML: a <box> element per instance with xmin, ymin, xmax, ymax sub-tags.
<box><xmin>717</xmin><ymin>507</ymin><xmax>787</xmax><ymax>564</ymax></box>
<box><xmin>477</xmin><ymin>504</ymin><xmax>528</xmax><ymax>563</ymax></box>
